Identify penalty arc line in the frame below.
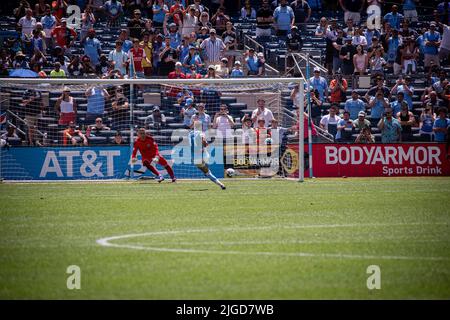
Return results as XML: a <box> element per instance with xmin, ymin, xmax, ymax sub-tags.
<box><xmin>96</xmin><ymin>222</ymin><xmax>450</xmax><ymax>261</ymax></box>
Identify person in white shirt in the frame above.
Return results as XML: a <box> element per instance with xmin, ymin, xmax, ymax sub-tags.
<box><xmin>251</xmin><ymin>98</ymin><xmax>274</xmax><ymax>127</ymax></box>
<box><xmin>213</xmin><ymin>104</ymin><xmax>235</xmax><ymax>138</ymax></box>
<box><xmin>108</xmin><ymin>40</ymin><xmax>129</xmax><ymax>76</ymax></box>
<box><xmin>320</xmin><ymin>104</ymin><xmax>342</xmax><ymax>138</ymax></box>
<box><xmin>18</xmin><ymin>8</ymin><xmax>36</xmax><ymax>40</ymax></box>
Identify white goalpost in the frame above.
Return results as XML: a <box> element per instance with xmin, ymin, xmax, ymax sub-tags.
<box><xmin>0</xmin><ymin>77</ymin><xmax>305</xmax><ymax>181</ymax></box>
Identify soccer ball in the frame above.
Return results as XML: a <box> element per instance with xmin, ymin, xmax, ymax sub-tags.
<box><xmin>265</xmin><ymin>137</ymin><xmax>272</xmax><ymax>144</ymax></box>
<box><xmin>226</xmin><ymin>168</ymin><xmax>235</xmax><ymax>177</ymax></box>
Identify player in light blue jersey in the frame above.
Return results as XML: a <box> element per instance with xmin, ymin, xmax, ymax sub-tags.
<box><xmin>190</xmin><ymin>119</ymin><xmax>226</xmax><ymax>190</ymax></box>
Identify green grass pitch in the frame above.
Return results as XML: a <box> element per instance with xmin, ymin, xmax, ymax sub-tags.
<box><xmin>0</xmin><ymin>177</ymin><xmax>449</xmax><ymax>299</ymax></box>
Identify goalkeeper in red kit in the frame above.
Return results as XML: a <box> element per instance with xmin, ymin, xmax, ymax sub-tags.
<box><xmin>131</xmin><ymin>128</ymin><xmax>176</xmax><ymax>182</ymax></box>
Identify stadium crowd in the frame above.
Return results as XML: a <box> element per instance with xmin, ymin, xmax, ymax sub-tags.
<box><xmin>0</xmin><ymin>0</ymin><xmax>449</xmax><ymax>147</ymax></box>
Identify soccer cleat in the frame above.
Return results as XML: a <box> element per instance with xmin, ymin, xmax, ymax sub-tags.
<box><xmin>220</xmin><ymin>183</ymin><xmax>226</xmax><ymax>190</ymax></box>
<box><xmin>172</xmin><ymin>178</ymin><xmax>177</xmax><ymax>183</ymax></box>
<box><xmin>157</xmin><ymin>176</ymin><xmax>165</xmax><ymax>183</ymax></box>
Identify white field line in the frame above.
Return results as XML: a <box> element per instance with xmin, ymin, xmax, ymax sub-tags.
<box><xmin>96</xmin><ymin>222</ymin><xmax>450</xmax><ymax>261</ymax></box>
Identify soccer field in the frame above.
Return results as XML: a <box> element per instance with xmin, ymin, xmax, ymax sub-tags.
<box><xmin>0</xmin><ymin>178</ymin><xmax>449</xmax><ymax>299</ymax></box>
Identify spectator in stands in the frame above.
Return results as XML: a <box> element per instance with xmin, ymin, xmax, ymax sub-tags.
<box><xmin>396</xmin><ymin>101</ymin><xmax>415</xmax><ymax>141</ymax></box>
<box><xmin>230</xmin><ymin>60</ymin><xmax>244</xmax><ymax>77</ymax></box>
<box><xmin>96</xmin><ymin>54</ymin><xmax>110</xmax><ymax>76</ymax></box>
<box><xmin>245</xmin><ymin>48</ymin><xmax>258</xmax><ymax>76</ymax></box>
<box><xmin>369</xmin><ymin>88</ymin><xmax>390</xmax><ymax>126</ymax></box>
<box><xmin>345</xmin><ymin>90</ymin><xmax>366</xmax><ymax>120</ymax></box>
<box><xmin>211</xmin><ymin>7</ymin><xmax>230</xmax><ymax>34</ymax></box>
<box><xmin>329</xmin><ymin>72</ymin><xmax>348</xmax><ymax>104</ymax></box>
<box><xmin>287</xmin><ymin>25</ymin><xmax>303</xmax><ymax>52</ymax></box>
<box><xmin>222</xmin><ymin>21</ymin><xmax>237</xmax><ymax>67</ymax></box>
<box><xmin>369</xmin><ymin>47</ymin><xmax>387</xmax><ymax>77</ymax></box>
<box><xmin>50</xmin><ymin>61</ymin><xmax>66</xmax><ymax>77</ymax></box>
<box><xmin>364</xmin><ymin>25</ymin><xmax>381</xmax><ymax>48</ymax></box>
<box><xmin>30</xmin><ymin>49</ymin><xmax>47</xmax><ymax>69</ymax></box>
<box><xmin>112</xmin><ymin>131</ymin><xmax>125</xmax><ymax>144</ymax></box>
<box><xmin>118</xmin><ymin>29</ymin><xmax>133</xmax><ymax>53</ymax></box>
<box><xmin>241</xmin><ymin>0</ymin><xmax>256</xmax><ymax>19</ymax></box>
<box><xmin>384</xmin><ymin>4</ymin><xmax>404</xmax><ymax>30</ymax></box>
<box><xmin>129</xmin><ymin>38</ymin><xmax>147</xmax><ymax>78</ymax></box>
<box><xmin>423</xmin><ymin>22</ymin><xmax>441</xmax><ymax>70</ymax></box>
<box><xmin>140</xmin><ymin>31</ymin><xmax>154</xmax><ymax>77</ymax></box>
<box><xmin>343</xmin><ymin>18</ymin><xmax>355</xmax><ymax>37</ymax></box>
<box><xmin>252</xmin><ymin>98</ymin><xmax>274</xmax><ymax>128</ymax></box>
<box><xmin>365</xmin><ymin>76</ymin><xmax>391</xmax><ymax>100</ymax></box>
<box><xmin>433</xmin><ymin>107</ymin><xmax>450</xmax><ymax>142</ymax></box>
<box><xmin>419</xmin><ymin>103</ymin><xmax>436</xmax><ymax>141</ymax></box>
<box><xmin>181</xmin><ymin>6</ymin><xmax>199</xmax><ymax>37</ymax></box>
<box><xmin>145</xmin><ymin>106</ymin><xmax>166</xmax><ymax>130</ymax></box>
<box><xmin>168</xmin><ymin>61</ymin><xmax>186</xmax><ymax>78</ymax></box>
<box><xmin>67</xmin><ymin>55</ymin><xmax>86</xmax><ymax>77</ymax></box>
<box><xmin>430</xmin><ymin>69</ymin><xmax>448</xmax><ymax>98</ymax></box>
<box><xmin>309</xmin><ymin>88</ymin><xmax>323</xmax><ymax>125</ymax></box>
<box><xmin>256</xmin><ymin>0</ymin><xmax>273</xmax><ymax>38</ymax></box>
<box><xmin>391</xmin><ymin>75</ymin><xmax>414</xmax><ymax>110</ymax></box>
<box><xmin>340</xmin><ymin>36</ymin><xmax>356</xmax><ymax>76</ymax></box>
<box><xmin>315</xmin><ymin>17</ymin><xmax>328</xmax><ymax>37</ymax></box>
<box><xmin>182</xmin><ymin>45</ymin><xmax>203</xmax><ymax>73</ymax></box>
<box><xmin>390</xmin><ymin>91</ymin><xmax>406</xmax><ymax>115</ymax></box>
<box><xmin>103</xmin><ymin>0</ymin><xmax>124</xmax><ymax>28</ymax></box>
<box><xmin>352</xmin><ymin>27</ymin><xmax>368</xmax><ymax>49</ymax></box>
<box><xmin>191</xmin><ymin>0</ymin><xmax>206</xmax><ymax>14</ymax></box>
<box><xmin>378</xmin><ymin>107</ymin><xmax>402</xmax><ymax>143</ymax></box>
<box><xmin>51</xmin><ymin>19</ymin><xmax>77</xmax><ymax>57</ymax></box>
<box><xmin>353</xmin><ymin>110</ymin><xmax>371</xmax><ymax>131</ymax></box>
<box><xmin>401</xmin><ymin>36</ymin><xmax>418</xmax><ymax>75</ymax></box>
<box><xmin>423</xmin><ymin>90</ymin><xmax>445</xmax><ymax>114</ymax></box>
<box><xmin>177</xmin><ymin>87</ymin><xmax>194</xmax><ymax>106</ymax></box>
<box><xmin>63</xmin><ymin>121</ymin><xmax>88</xmax><ymax>146</ymax></box>
<box><xmin>109</xmin><ymin>40</ymin><xmax>129</xmax><ymax>76</ymax></box>
<box><xmin>200</xmin><ymin>28</ymin><xmax>225</xmax><ymax>66</ymax></box>
<box><xmin>128</xmin><ymin>9</ymin><xmax>146</xmax><ymax>40</ymax></box>
<box><xmin>205</xmin><ymin>64</ymin><xmax>220</xmax><ymax>78</ymax></box>
<box><xmin>386</xmin><ymin>28</ymin><xmax>402</xmax><ymax>69</ymax></box>
<box><xmin>192</xmin><ymin>103</ymin><xmax>212</xmax><ymax>132</ymax></box>
<box><xmin>216</xmin><ymin>57</ymin><xmax>230</xmax><ymax>78</ymax></box>
<box><xmin>290</xmin><ymin>0</ymin><xmax>311</xmax><ymax>31</ymax></box>
<box><xmin>18</xmin><ymin>8</ymin><xmax>36</xmax><ymax>40</ymax></box>
<box><xmin>80</xmin><ymin>5</ymin><xmax>96</xmax><ymax>43</ymax></box>
<box><xmin>152</xmin><ymin>0</ymin><xmax>169</xmax><ymax>31</ymax></box>
<box><xmin>158</xmin><ymin>36</ymin><xmax>178</xmax><ymax>76</ymax></box>
<box><xmin>21</xmin><ymin>88</ymin><xmax>43</xmax><ymax>145</ymax></box>
<box><xmin>273</xmin><ymin>0</ymin><xmax>294</xmax><ymax>37</ymax></box>
<box><xmin>402</xmin><ymin>0</ymin><xmax>418</xmax><ymax>23</ymax></box>
<box><xmin>14</xmin><ymin>1</ymin><xmax>31</xmax><ymax>23</ymax></box>
<box><xmin>82</xmin><ymin>29</ymin><xmax>102</xmax><ymax>69</ymax></box>
<box><xmin>40</xmin><ymin>5</ymin><xmax>56</xmax><ymax>50</ymax></box>
<box><xmin>213</xmin><ymin>104</ymin><xmax>234</xmax><ymax>137</ymax></box>
<box><xmin>86</xmin><ymin>118</ymin><xmax>111</xmax><ymax>137</ymax></box>
<box><xmin>197</xmin><ymin>11</ymin><xmax>212</xmax><ymax>31</ymax></box>
<box><xmin>291</xmin><ymin>109</ymin><xmax>318</xmax><ymax>141</ymax></box>
<box><xmin>55</xmin><ymin>87</ymin><xmax>77</xmax><ymax>125</ymax></box>
<box><xmin>320</xmin><ymin>104</ymin><xmax>341</xmax><ymax>139</ymax></box>
<box><xmin>331</xmin><ymin>29</ymin><xmax>345</xmax><ymax>74</ymax></box>
<box><xmin>86</xmin><ymin>84</ymin><xmax>110</xmax><ymax>124</ymax></box>
<box><xmin>309</xmin><ymin>67</ymin><xmax>328</xmax><ymax>102</ymax></box>
<box><xmin>339</xmin><ymin>0</ymin><xmax>364</xmax><ymax>25</ymax></box>
<box><xmin>163</xmin><ymin>22</ymin><xmax>181</xmax><ymax>50</ymax></box>
<box><xmin>336</xmin><ymin>111</ymin><xmax>354</xmax><ymax>142</ymax></box>
<box><xmin>353</xmin><ymin>45</ymin><xmax>368</xmax><ymax>75</ymax></box>
<box><xmin>1</xmin><ymin>126</ymin><xmax>19</xmax><ymax>141</ymax></box>
<box><xmin>111</xmin><ymin>85</ymin><xmax>130</xmax><ymax>131</ymax></box>
<box><xmin>181</xmin><ymin>98</ymin><xmax>196</xmax><ymax>128</ymax></box>
<box><xmin>355</xmin><ymin>126</ymin><xmax>375</xmax><ymax>143</ymax></box>
<box><xmin>400</xmin><ymin>20</ymin><xmax>418</xmax><ymax>39</ymax></box>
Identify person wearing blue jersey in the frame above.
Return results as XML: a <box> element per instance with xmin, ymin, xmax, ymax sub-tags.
<box><xmin>190</xmin><ymin>119</ymin><xmax>226</xmax><ymax>190</ymax></box>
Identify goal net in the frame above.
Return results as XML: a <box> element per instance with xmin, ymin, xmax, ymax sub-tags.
<box><xmin>0</xmin><ymin>78</ymin><xmax>305</xmax><ymax>181</ymax></box>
